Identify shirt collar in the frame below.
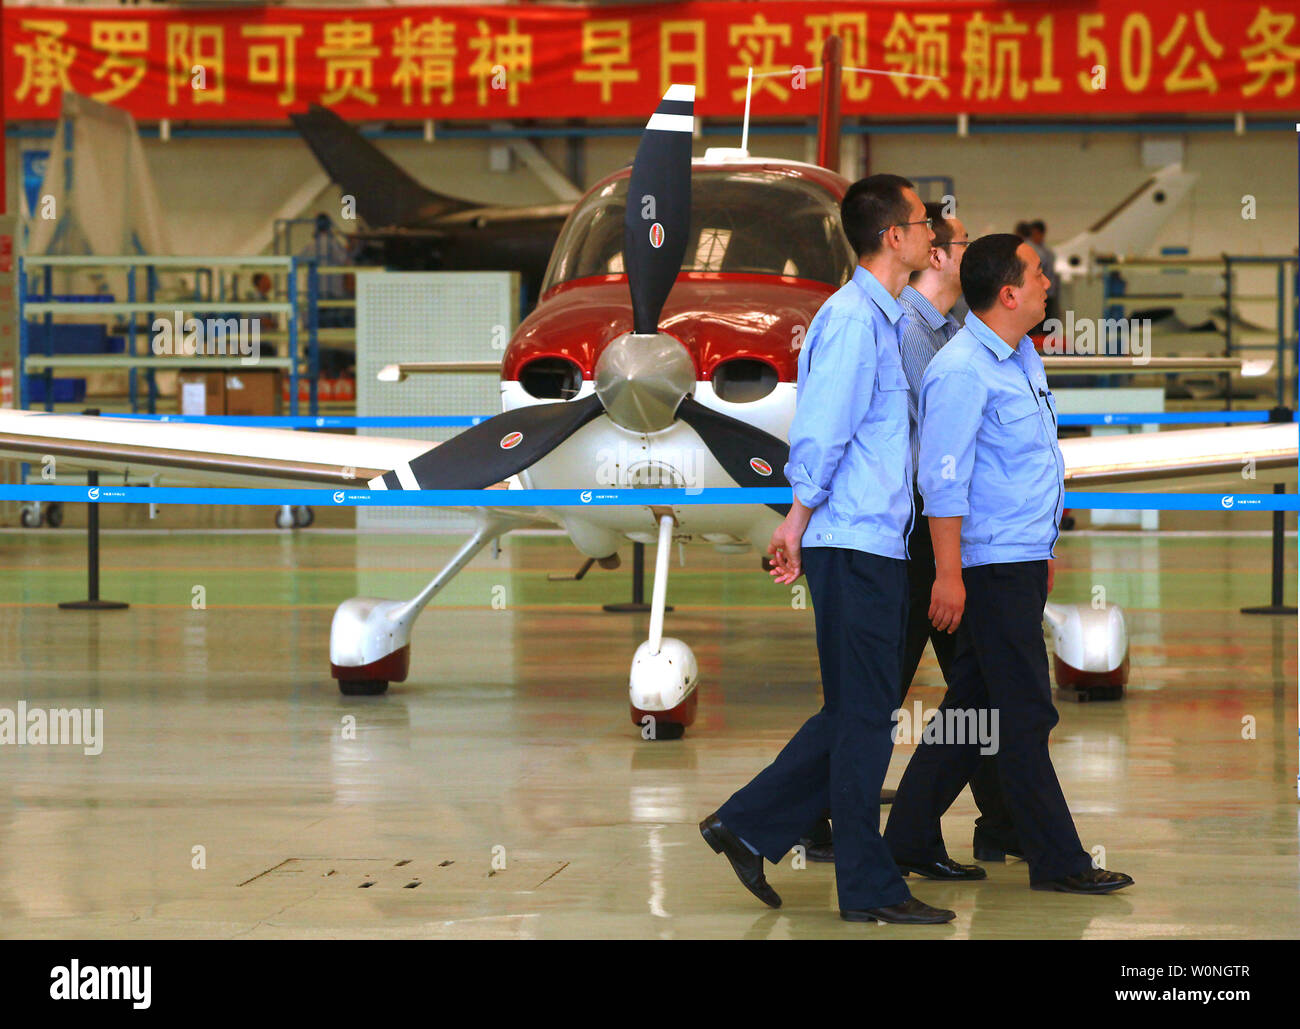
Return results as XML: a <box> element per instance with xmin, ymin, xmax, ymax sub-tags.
<box><xmin>851</xmin><ymin>265</ymin><xmax>903</xmax><ymax>325</ymax></box>
<box><xmin>963</xmin><ymin>310</ymin><xmax>1025</xmax><ymax>362</ymax></box>
<box><xmin>899</xmin><ymin>284</ymin><xmax>949</xmax><ymax>331</ymax></box>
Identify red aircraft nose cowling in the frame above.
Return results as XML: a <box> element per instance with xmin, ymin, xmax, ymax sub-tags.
<box><xmin>502</xmin><ymin>274</ymin><xmax>834</xmax><ymax>385</ymax></box>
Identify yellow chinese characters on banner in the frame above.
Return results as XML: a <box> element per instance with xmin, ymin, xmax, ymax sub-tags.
<box><xmin>3</xmin><ymin>3</ymin><xmax>1298</xmax><ymax>121</ymax></box>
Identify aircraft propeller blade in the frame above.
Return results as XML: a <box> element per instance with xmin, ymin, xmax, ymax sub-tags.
<box><xmin>675</xmin><ymin>396</ymin><xmax>791</xmax><ymax>515</ymax></box>
<box><xmin>381</xmin><ymin>394</ymin><xmax>604</xmax><ymax>490</ymax></box>
<box><xmin>623</xmin><ymin>85</ymin><xmax>695</xmax><ymax>335</ymax></box>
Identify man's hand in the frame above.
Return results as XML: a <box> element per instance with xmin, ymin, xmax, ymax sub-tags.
<box><xmin>926</xmin><ymin>516</ymin><xmax>964</xmax><ymax>631</ymax></box>
<box><xmin>768</xmin><ymin>498</ymin><xmax>813</xmax><ymax>584</ymax></box>
<box><xmin>929</xmin><ymin>572</ymin><xmax>965</xmax><ymax>633</ymax></box>
<box><xmin>1047</xmin><ymin>558</ymin><xmax>1055</xmax><ymax>594</ymax></box>
<box><xmin>768</xmin><ymin>519</ymin><xmax>803</xmax><ymax>584</ymax></box>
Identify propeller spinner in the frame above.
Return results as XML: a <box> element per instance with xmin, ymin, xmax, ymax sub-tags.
<box><xmin>372</xmin><ymin>83</ymin><xmax>790</xmax><ymax>514</ymax></box>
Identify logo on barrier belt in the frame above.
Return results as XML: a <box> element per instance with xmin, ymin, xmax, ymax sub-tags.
<box><xmin>333</xmin><ymin>491</ymin><xmax>346</xmax><ymax>504</ymax></box>
<box><xmin>87</xmin><ymin>487</ymin><xmax>100</xmax><ymax>501</ymax></box>
<box><xmin>1221</xmin><ymin>495</ymin><xmax>1234</xmax><ymax>509</ymax></box>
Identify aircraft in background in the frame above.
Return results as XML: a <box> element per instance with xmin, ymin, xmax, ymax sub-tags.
<box><xmin>290</xmin><ymin>104</ymin><xmax>571</xmax><ymax>304</ymax></box>
<box><xmin>1053</xmin><ymin>163</ymin><xmax>1198</xmax><ymax>282</ymax></box>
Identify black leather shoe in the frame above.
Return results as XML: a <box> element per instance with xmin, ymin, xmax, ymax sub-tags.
<box><xmin>1031</xmin><ymin>867</ymin><xmax>1134</xmax><ymax>894</ymax></box>
<box><xmin>972</xmin><ymin>828</ymin><xmax>1026</xmax><ymax>862</ymax></box>
<box><xmin>700</xmin><ymin>813</ymin><xmax>782</xmax><ymax>908</ymax></box>
<box><xmin>842</xmin><ymin>897</ymin><xmax>956</xmax><ymax>924</ymax></box>
<box><xmin>897</xmin><ymin>856</ymin><xmax>987</xmax><ymax>881</ymax></box>
<box><xmin>795</xmin><ymin>837</ymin><xmax>835</xmax><ymax>862</ymax></box>
<box><xmin>796</xmin><ymin>816</ymin><xmax>834</xmax><ymax>863</ymax></box>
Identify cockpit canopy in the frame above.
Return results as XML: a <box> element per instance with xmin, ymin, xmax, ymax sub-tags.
<box><xmin>541</xmin><ymin>167</ymin><xmax>855</xmax><ymax>294</ymax></box>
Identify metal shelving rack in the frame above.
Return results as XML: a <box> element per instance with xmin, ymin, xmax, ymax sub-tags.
<box><xmin>17</xmin><ymin>254</ymin><xmax>312</xmax><ymax>416</ymax></box>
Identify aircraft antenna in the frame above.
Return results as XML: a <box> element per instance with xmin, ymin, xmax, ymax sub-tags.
<box><xmin>740</xmin><ymin>68</ymin><xmax>752</xmax><ymax>153</ymax></box>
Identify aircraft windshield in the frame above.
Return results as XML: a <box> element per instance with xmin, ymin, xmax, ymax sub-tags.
<box><xmin>542</xmin><ymin>168</ymin><xmax>854</xmax><ymax>292</ymax></box>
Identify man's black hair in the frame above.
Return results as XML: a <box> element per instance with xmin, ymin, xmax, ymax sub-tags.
<box><xmin>840</xmin><ymin>174</ymin><xmax>915</xmax><ymax>259</ymax></box>
<box><xmin>907</xmin><ymin>201</ymin><xmax>957</xmax><ymax>282</ymax></box>
<box><xmin>924</xmin><ymin>201</ymin><xmax>955</xmax><ymax>249</ymax></box>
<box><xmin>960</xmin><ymin>233</ymin><xmax>1028</xmax><ymax>313</ymax></box>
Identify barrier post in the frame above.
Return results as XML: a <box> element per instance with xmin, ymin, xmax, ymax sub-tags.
<box><xmin>1241</xmin><ymin>480</ymin><xmax>1296</xmax><ymax>616</ymax></box>
<box><xmin>58</xmin><ymin>410</ymin><xmax>129</xmax><ymax>612</ymax></box>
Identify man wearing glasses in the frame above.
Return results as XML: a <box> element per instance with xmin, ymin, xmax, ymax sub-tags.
<box><xmin>891</xmin><ymin>204</ymin><xmax>1023</xmax><ymax>875</ymax></box>
<box><xmin>797</xmin><ymin>202</ymin><xmax>1023</xmax><ymax>875</ymax></box>
<box><xmin>700</xmin><ymin>175</ymin><xmax>956</xmax><ymax>925</ymax></box>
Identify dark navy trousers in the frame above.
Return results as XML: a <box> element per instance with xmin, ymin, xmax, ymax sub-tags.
<box><xmin>884</xmin><ymin>560</ymin><xmax>1093</xmax><ymax>883</ymax></box>
<box><xmin>900</xmin><ymin>492</ymin><xmax>1017</xmax><ymax>852</ymax></box>
<box><xmin>718</xmin><ymin>546</ymin><xmax>911</xmax><ymax>912</ymax></box>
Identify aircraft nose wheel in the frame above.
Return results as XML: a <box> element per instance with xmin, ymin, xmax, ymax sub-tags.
<box><xmin>628</xmin><ymin>514</ymin><xmax>700</xmax><ymax>740</ymax></box>
<box><xmin>274</xmin><ymin>505</ymin><xmax>315</xmax><ymax>529</ymax></box>
<box><xmin>338</xmin><ymin>679</ymin><xmax>389</xmax><ymax>696</ymax></box>
<box><xmin>631</xmin><ymin>690</ymin><xmax>698</xmax><ymax>741</ymax></box>
<box><xmin>20</xmin><ymin>502</ymin><xmax>62</xmax><ymax>528</ymax></box>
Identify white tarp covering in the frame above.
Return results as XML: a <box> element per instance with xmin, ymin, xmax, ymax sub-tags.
<box><xmin>26</xmin><ymin>91</ymin><xmax>171</xmax><ymax>258</ymax></box>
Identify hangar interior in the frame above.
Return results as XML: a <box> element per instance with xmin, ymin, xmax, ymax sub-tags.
<box><xmin>0</xmin><ymin>2</ymin><xmax>1296</xmax><ymax>939</ymax></box>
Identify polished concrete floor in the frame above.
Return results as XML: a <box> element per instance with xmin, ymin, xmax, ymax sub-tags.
<box><xmin>0</xmin><ymin>526</ymin><xmax>1295</xmax><ymax>938</ymax></box>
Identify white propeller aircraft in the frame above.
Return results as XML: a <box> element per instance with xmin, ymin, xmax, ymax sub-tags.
<box><xmin>2</xmin><ymin>84</ymin><xmax>1294</xmax><ymax>739</ymax></box>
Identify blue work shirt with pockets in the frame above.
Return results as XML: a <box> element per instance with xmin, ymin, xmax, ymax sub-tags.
<box><xmin>785</xmin><ymin>265</ymin><xmax>914</xmax><ymax>560</ymax></box>
<box><xmin>917</xmin><ymin>310</ymin><xmax>1065</xmax><ymax>568</ymax></box>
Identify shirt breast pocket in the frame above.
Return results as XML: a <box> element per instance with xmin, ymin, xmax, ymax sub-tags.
<box><xmin>873</xmin><ymin>363</ymin><xmax>910</xmax><ymax>435</ymax></box>
<box><xmin>995</xmin><ymin>398</ymin><xmax>1040</xmax><ymax>451</ymax></box>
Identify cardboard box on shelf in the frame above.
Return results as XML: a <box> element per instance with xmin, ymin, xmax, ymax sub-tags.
<box><xmin>224</xmin><ymin>370</ymin><xmax>282</xmax><ymax>417</ymax></box>
<box><xmin>177</xmin><ymin>371</ymin><xmax>225</xmax><ymax>416</ymax></box>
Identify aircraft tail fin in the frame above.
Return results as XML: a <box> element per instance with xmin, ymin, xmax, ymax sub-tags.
<box><xmin>1054</xmin><ymin>164</ymin><xmax>1198</xmax><ymax>280</ymax></box>
<box><xmin>290</xmin><ymin>104</ymin><xmax>475</xmax><ymax>228</ymax></box>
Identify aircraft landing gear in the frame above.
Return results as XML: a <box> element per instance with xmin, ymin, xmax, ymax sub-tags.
<box><xmin>329</xmin><ymin>513</ymin><xmax>518</xmax><ymax>696</ymax></box>
<box><xmin>628</xmin><ymin>511</ymin><xmax>699</xmax><ymax>741</ymax></box>
<box><xmin>274</xmin><ymin>505</ymin><xmax>314</xmax><ymax>529</ymax></box>
<box><xmin>338</xmin><ymin>679</ymin><xmax>389</xmax><ymax>697</ymax></box>
<box><xmin>20</xmin><ymin>501</ymin><xmax>62</xmax><ymax>528</ymax></box>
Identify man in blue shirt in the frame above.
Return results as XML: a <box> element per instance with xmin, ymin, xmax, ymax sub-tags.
<box><xmin>798</xmin><ymin>202</ymin><xmax>1018</xmax><ymax>876</ymax></box>
<box><xmin>884</xmin><ymin>234</ymin><xmax>1134</xmax><ymax>894</ymax></box>
<box><xmin>700</xmin><ymin>175</ymin><xmax>955</xmax><ymax>924</ymax></box>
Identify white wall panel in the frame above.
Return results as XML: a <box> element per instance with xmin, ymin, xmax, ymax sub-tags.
<box><xmin>356</xmin><ymin>270</ymin><xmax>516</xmax><ymax>532</ymax></box>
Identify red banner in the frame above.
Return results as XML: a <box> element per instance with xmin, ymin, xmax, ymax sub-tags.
<box><xmin>4</xmin><ymin>2</ymin><xmax>1299</xmax><ymax>122</ymax></box>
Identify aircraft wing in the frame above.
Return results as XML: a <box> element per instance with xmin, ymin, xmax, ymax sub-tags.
<box><xmin>0</xmin><ymin>409</ymin><xmax>428</xmax><ymax>488</ymax></box>
<box><xmin>1061</xmin><ymin>422</ymin><xmax>1297</xmax><ymax>486</ymax></box>
<box><xmin>3</xmin><ymin>409</ymin><xmax>1292</xmax><ymax>507</ymax></box>
<box><xmin>0</xmin><ymin>410</ymin><xmax>554</xmax><ymax>526</ymax></box>
<box><xmin>1041</xmin><ymin>356</ymin><xmax>1273</xmax><ymax>377</ymax></box>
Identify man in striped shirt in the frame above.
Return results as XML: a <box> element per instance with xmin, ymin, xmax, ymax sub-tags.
<box><xmin>893</xmin><ymin>203</ymin><xmax>1021</xmax><ymax>876</ymax></box>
